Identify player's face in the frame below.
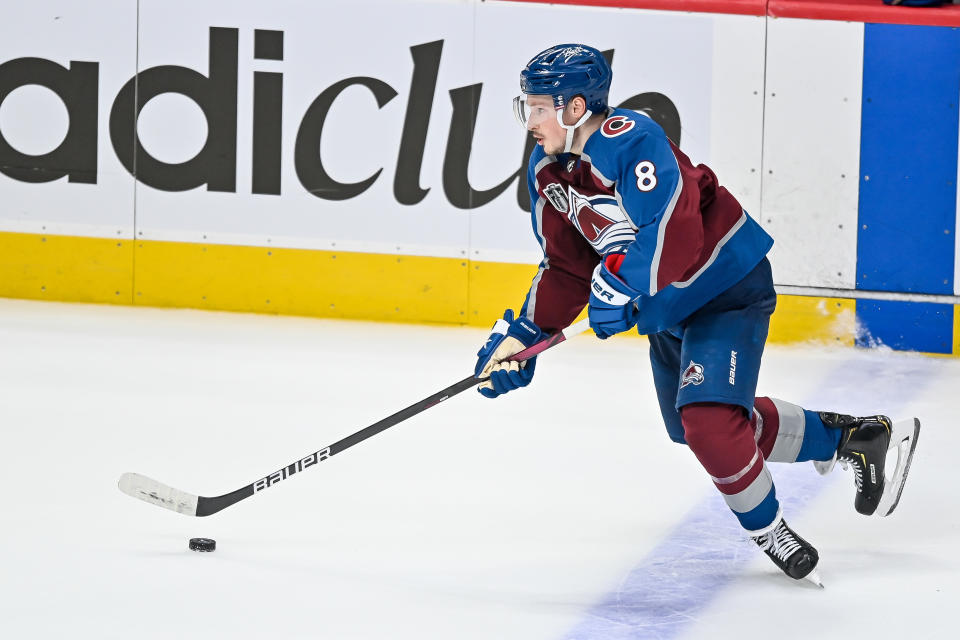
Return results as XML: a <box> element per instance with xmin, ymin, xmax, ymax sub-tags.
<box><xmin>523</xmin><ymin>95</ymin><xmax>564</xmax><ymax>154</ymax></box>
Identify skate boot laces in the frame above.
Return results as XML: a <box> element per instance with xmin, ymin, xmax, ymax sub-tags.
<box><xmin>837</xmin><ymin>416</ymin><xmax>892</xmax><ymax>516</ymax></box>
<box><xmin>838</xmin><ymin>455</ymin><xmax>864</xmax><ymax>492</ymax></box>
<box><xmin>756</xmin><ymin>521</ymin><xmax>802</xmax><ymax>563</ymax></box>
<box><xmin>750</xmin><ymin>517</ymin><xmax>821</xmax><ymax>583</ymax></box>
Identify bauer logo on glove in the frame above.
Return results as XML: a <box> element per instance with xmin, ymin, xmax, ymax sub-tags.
<box><xmin>474</xmin><ymin>309</ymin><xmax>543</xmax><ymax>398</ymax></box>
<box><xmin>588</xmin><ymin>260</ymin><xmax>642</xmax><ymax>339</ymax></box>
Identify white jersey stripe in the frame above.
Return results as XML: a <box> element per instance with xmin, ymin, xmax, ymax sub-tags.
<box><xmin>647</xmin><ymin>159</ymin><xmax>685</xmax><ymax>295</ymax></box>
<box><xmin>524</xmin><ymin>196</ymin><xmax>548</xmax><ymax>322</ymax></box>
<box><xmin>533</xmin><ymin>154</ymin><xmax>557</xmax><ymax>190</ymax></box>
<box><xmin>672</xmin><ymin>212</ymin><xmax>748</xmax><ymax>290</ymax></box>
<box><xmin>581</xmin><ymin>152</ymin><xmax>615</xmax><ymax>188</ymax></box>
<box><xmin>524</xmin><ymin>153</ymin><xmax>557</xmax><ymax>323</ymax></box>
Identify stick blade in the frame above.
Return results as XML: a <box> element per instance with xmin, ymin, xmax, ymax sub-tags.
<box><xmin>118</xmin><ymin>472</ymin><xmax>199</xmax><ymax>516</ymax></box>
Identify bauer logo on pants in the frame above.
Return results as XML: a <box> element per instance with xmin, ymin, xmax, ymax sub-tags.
<box><xmin>681</xmin><ymin>361</ymin><xmax>704</xmax><ymax>388</ymax></box>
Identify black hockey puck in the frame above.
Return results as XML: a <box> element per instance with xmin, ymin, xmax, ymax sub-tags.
<box><xmin>188</xmin><ymin>537</ymin><xmax>216</xmax><ymax>552</ymax></box>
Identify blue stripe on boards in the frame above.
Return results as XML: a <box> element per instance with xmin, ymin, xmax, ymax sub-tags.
<box><xmin>855</xmin><ymin>299</ymin><xmax>954</xmax><ymax>354</ymax></box>
<box><xmin>562</xmin><ymin>352</ymin><xmax>932</xmax><ymax>640</ymax></box>
<box><xmin>857</xmin><ymin>24</ymin><xmax>960</xmax><ymax>294</ymax></box>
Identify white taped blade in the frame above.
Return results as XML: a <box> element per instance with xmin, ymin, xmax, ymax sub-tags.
<box><xmin>118</xmin><ymin>472</ymin><xmax>199</xmax><ymax>516</ymax></box>
<box><xmin>560</xmin><ymin>317</ymin><xmax>591</xmax><ymax>339</ymax></box>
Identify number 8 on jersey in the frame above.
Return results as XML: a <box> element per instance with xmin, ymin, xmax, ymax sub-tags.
<box><xmin>635</xmin><ymin>160</ymin><xmax>657</xmax><ymax>192</ymax></box>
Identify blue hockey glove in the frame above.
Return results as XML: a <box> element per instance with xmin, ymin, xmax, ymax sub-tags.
<box><xmin>474</xmin><ymin>309</ymin><xmax>543</xmax><ymax>399</ymax></box>
<box><xmin>588</xmin><ymin>261</ymin><xmax>641</xmax><ymax>339</ymax></box>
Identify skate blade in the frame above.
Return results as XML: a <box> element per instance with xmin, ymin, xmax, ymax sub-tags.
<box><xmin>804</xmin><ymin>567</ymin><xmax>825</xmax><ymax>589</ymax></box>
<box><xmin>876</xmin><ymin>418</ymin><xmax>921</xmax><ymax>517</ymax></box>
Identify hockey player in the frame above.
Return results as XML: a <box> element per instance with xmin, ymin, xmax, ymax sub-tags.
<box><xmin>474</xmin><ymin>44</ymin><xmax>920</xmax><ymax>585</ymax></box>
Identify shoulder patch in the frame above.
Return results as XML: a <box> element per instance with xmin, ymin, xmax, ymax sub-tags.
<box><xmin>543</xmin><ymin>182</ymin><xmax>569</xmax><ymax>212</ymax></box>
<box><xmin>601</xmin><ymin>115</ymin><xmax>635</xmax><ymax>138</ymax></box>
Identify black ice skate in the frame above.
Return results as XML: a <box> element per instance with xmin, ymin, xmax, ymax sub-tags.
<box><xmin>750</xmin><ymin>516</ymin><xmax>822</xmax><ymax>587</ymax></box>
<box><xmin>814</xmin><ymin>413</ymin><xmax>921</xmax><ymax>517</ymax></box>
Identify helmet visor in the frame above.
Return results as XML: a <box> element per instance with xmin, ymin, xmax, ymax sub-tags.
<box><xmin>513</xmin><ymin>95</ymin><xmax>558</xmax><ymax>128</ymax></box>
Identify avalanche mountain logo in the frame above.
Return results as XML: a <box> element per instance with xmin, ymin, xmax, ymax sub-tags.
<box><xmin>567</xmin><ymin>186</ymin><xmax>636</xmax><ymax>254</ymax></box>
<box><xmin>680</xmin><ymin>361</ymin><xmax>705</xmax><ymax>388</ymax></box>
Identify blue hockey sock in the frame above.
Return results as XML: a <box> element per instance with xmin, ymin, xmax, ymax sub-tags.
<box><xmin>795</xmin><ymin>409</ymin><xmax>843</xmax><ymax>462</ymax></box>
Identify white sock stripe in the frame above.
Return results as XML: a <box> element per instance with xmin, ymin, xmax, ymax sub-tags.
<box><xmin>723</xmin><ymin>463</ymin><xmax>774</xmax><ymax>514</ymax></box>
<box><xmin>711</xmin><ymin>447</ymin><xmax>761</xmax><ymax>486</ymax></box>
<box><xmin>767</xmin><ymin>397</ymin><xmax>806</xmax><ymax>463</ymax></box>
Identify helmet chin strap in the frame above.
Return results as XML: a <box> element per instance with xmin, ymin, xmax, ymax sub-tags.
<box><xmin>557</xmin><ymin>108</ymin><xmax>593</xmax><ymax>154</ymax></box>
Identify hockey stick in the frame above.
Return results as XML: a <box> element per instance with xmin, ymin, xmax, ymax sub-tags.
<box><xmin>118</xmin><ymin>317</ymin><xmax>592</xmax><ymax>517</ymax></box>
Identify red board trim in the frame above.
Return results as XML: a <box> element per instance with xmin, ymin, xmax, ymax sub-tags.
<box><xmin>498</xmin><ymin>0</ymin><xmax>960</xmax><ymax>27</ymax></box>
<box><xmin>769</xmin><ymin>1</ymin><xmax>960</xmax><ymax>27</ymax></box>
<box><xmin>498</xmin><ymin>0</ymin><xmax>765</xmax><ymax>16</ymax></box>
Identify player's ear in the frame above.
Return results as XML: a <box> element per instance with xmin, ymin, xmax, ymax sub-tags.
<box><xmin>572</xmin><ymin>95</ymin><xmax>588</xmax><ymax>117</ymax></box>
<box><xmin>563</xmin><ymin>96</ymin><xmax>586</xmax><ymax>125</ymax></box>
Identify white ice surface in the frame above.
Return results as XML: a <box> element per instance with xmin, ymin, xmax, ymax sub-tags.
<box><xmin>0</xmin><ymin>298</ymin><xmax>955</xmax><ymax>639</ymax></box>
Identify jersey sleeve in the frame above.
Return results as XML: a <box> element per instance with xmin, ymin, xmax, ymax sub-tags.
<box><xmin>518</xmin><ymin>153</ymin><xmax>598</xmax><ymax>333</ymax></box>
<box><xmin>600</xmin><ymin>121</ymin><xmax>705</xmax><ymax>297</ymax></box>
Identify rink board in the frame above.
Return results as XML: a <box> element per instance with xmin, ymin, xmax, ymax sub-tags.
<box><xmin>0</xmin><ymin>0</ymin><xmax>958</xmax><ymax>354</ymax></box>
<box><xmin>2</xmin><ymin>228</ymin><xmax>943</xmax><ymax>352</ymax></box>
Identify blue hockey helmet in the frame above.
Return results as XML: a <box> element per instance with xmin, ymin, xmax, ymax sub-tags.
<box><xmin>519</xmin><ymin>44</ymin><xmax>611</xmax><ymax>113</ymax></box>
